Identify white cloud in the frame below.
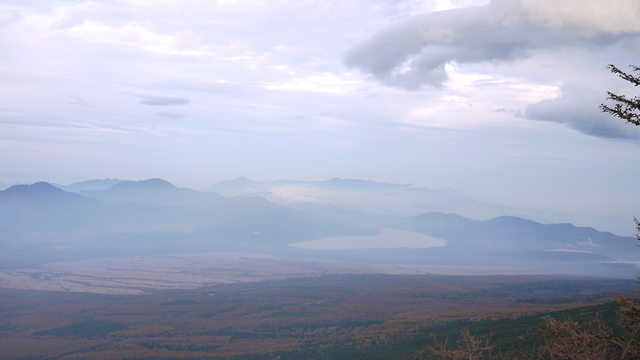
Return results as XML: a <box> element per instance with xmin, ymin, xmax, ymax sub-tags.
<box><xmin>2</xmin><ymin>0</ymin><xmax>640</xmax><ymax>226</ymax></box>
<box><xmin>343</xmin><ymin>0</ymin><xmax>640</xmax><ymax>90</ymax></box>
<box><xmin>264</xmin><ymin>73</ymin><xmax>363</xmax><ymax>94</ymax></box>
<box><xmin>492</xmin><ymin>0</ymin><xmax>640</xmax><ymax>35</ymax></box>
<box><xmin>399</xmin><ymin>65</ymin><xmax>559</xmax><ymax>129</ymax></box>
<box><xmin>138</xmin><ymin>95</ymin><xmax>191</xmax><ymax>106</ymax></box>
<box><xmin>55</xmin><ymin>21</ymin><xmax>213</xmax><ymax>55</ymax></box>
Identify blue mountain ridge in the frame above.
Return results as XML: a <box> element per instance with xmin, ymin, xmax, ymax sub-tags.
<box><xmin>0</xmin><ymin>180</ymin><xmax>636</xmax><ymax>277</ymax></box>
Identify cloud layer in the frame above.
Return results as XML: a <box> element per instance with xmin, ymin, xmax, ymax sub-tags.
<box><xmin>525</xmin><ymin>84</ymin><xmax>640</xmax><ymax>139</ymax></box>
<box><xmin>343</xmin><ymin>0</ymin><xmax>640</xmax><ymax>90</ymax></box>
<box><xmin>2</xmin><ymin>0</ymin><xmax>640</xmax><ymax>227</ymax></box>
<box><xmin>138</xmin><ymin>96</ymin><xmax>191</xmax><ymax>106</ymax></box>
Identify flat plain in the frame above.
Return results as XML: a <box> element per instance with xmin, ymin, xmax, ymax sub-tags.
<box><xmin>1</xmin><ymin>267</ymin><xmax>637</xmax><ymax>359</ymax></box>
<box><xmin>0</xmin><ymin>252</ymin><xmax>550</xmax><ymax>295</ymax></box>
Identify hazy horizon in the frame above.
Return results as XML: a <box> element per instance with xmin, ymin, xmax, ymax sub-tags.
<box><xmin>2</xmin><ymin>0</ymin><xmax>640</xmax><ymax>233</ymax></box>
<box><xmin>3</xmin><ymin>2</ymin><xmax>640</xmax><ymax>358</ymax></box>
<box><xmin>1</xmin><ymin>171</ymin><xmax>637</xmax><ymax>237</ymax></box>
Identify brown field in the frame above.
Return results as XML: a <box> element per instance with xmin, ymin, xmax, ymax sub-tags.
<box><xmin>0</xmin><ymin>252</ymin><xmax>550</xmax><ymax>295</ymax></box>
<box><xmin>1</xmin><ymin>269</ymin><xmax>633</xmax><ymax>359</ymax></box>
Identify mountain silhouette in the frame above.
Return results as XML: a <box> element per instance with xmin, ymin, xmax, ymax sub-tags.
<box><xmin>0</xmin><ymin>181</ymin><xmax>98</xmax><ymax>206</ymax></box>
<box><xmin>80</xmin><ymin>178</ymin><xmax>226</xmax><ymax>207</ymax></box>
<box><xmin>0</xmin><ymin>182</ymin><xmax>379</xmax><ymax>268</ymax></box>
<box><xmin>54</xmin><ymin>178</ymin><xmax>124</xmax><ymax>192</ymax></box>
<box><xmin>1</xmin><ymin>182</ymin><xmax>636</xmax><ymax>277</ymax></box>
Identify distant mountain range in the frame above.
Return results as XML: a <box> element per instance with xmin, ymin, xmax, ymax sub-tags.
<box><xmin>206</xmin><ymin>176</ymin><xmax>418</xmax><ymax>194</ymax></box>
<box><xmin>1</xmin><ymin>174</ymin><xmax>630</xmax><ymax>235</ymax></box>
<box><xmin>78</xmin><ymin>178</ymin><xmax>227</xmax><ymax>207</ymax></box>
<box><xmin>205</xmin><ymin>177</ymin><xmax>632</xmax><ymax>236</ymax></box>
<box><xmin>55</xmin><ymin>178</ymin><xmax>125</xmax><ymax>192</ymax></box>
<box><xmin>0</xmin><ymin>172</ymin><xmax>87</xmax><ymax>188</ymax></box>
<box><xmin>0</xmin><ymin>182</ymin><xmax>378</xmax><ymax>268</ymax></box>
<box><xmin>0</xmin><ymin>179</ymin><xmax>637</xmax><ymax>277</ymax></box>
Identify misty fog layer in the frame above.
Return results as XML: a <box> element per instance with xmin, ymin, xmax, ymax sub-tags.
<box><xmin>0</xmin><ymin>178</ymin><xmax>637</xmax><ymax>279</ymax></box>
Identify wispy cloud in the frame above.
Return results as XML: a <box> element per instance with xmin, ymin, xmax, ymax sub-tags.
<box><xmin>503</xmin><ymin>142</ymin><xmax>532</xmax><ymax>147</ymax></box>
<box><xmin>138</xmin><ymin>96</ymin><xmax>191</xmax><ymax>106</ymax></box>
<box><xmin>69</xmin><ymin>96</ymin><xmax>95</xmax><ymax>108</ymax></box>
<box><xmin>155</xmin><ymin>110</ymin><xmax>187</xmax><ymax>119</ymax></box>
<box><xmin>496</xmin><ymin>108</ymin><xmax>522</xmax><ymax>118</ymax></box>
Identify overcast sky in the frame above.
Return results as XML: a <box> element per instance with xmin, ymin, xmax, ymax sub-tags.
<box><xmin>1</xmin><ymin>0</ymin><xmax>640</xmax><ymax>229</ymax></box>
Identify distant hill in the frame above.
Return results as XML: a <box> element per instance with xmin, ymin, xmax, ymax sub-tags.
<box><xmin>0</xmin><ymin>181</ymin><xmax>637</xmax><ymax>277</ymax></box>
<box><xmin>0</xmin><ymin>182</ymin><xmax>379</xmax><ymax>268</ymax></box>
<box><xmin>399</xmin><ymin>213</ymin><xmax>634</xmax><ymax>258</ymax></box>
<box><xmin>0</xmin><ymin>172</ymin><xmax>85</xmax><ymax>185</ymax></box>
<box><xmin>212</xmin><ymin>176</ymin><xmax>263</xmax><ymax>189</ymax></box>
<box><xmin>204</xmin><ymin>177</ymin><xmax>268</xmax><ymax>196</ymax></box>
<box><xmin>54</xmin><ymin>178</ymin><xmax>125</xmax><ymax>192</ymax></box>
<box><xmin>0</xmin><ymin>181</ymin><xmax>98</xmax><ymax>207</ymax></box>
<box><xmin>285</xmin><ymin>210</ymin><xmax>638</xmax><ymax>277</ymax></box>
<box><xmin>0</xmin><ymin>182</ymin><xmax>106</xmax><ymax>245</ymax></box>
<box><xmin>204</xmin><ymin>177</ymin><xmax>630</xmax><ymax>236</ymax></box>
<box><xmin>205</xmin><ymin>177</ymin><xmax>414</xmax><ymax>195</ymax></box>
<box><xmin>80</xmin><ymin>178</ymin><xmax>227</xmax><ymax>207</ymax></box>
<box><xmin>192</xmin><ymin>196</ymin><xmax>380</xmax><ymax>243</ymax></box>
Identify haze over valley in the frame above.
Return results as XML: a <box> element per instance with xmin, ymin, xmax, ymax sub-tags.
<box><xmin>1</xmin><ymin>174</ymin><xmax>637</xmax><ymax>292</ymax></box>
<box><xmin>2</xmin><ymin>0</ymin><xmax>640</xmax><ymax>358</ymax></box>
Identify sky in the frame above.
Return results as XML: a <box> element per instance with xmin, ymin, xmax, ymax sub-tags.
<box><xmin>1</xmin><ymin>0</ymin><xmax>640</xmax><ymax>230</ymax></box>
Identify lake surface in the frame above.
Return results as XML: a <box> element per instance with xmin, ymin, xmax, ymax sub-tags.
<box><xmin>291</xmin><ymin>228</ymin><xmax>447</xmax><ymax>249</ymax></box>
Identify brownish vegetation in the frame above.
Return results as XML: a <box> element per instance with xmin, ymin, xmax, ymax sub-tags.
<box><xmin>429</xmin><ymin>297</ymin><xmax>640</xmax><ymax>360</ymax></box>
<box><xmin>429</xmin><ymin>217</ymin><xmax>640</xmax><ymax>360</ymax></box>
<box><xmin>0</xmin><ymin>274</ymin><xmax>636</xmax><ymax>359</ymax></box>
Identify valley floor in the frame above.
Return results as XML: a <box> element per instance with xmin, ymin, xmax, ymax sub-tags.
<box><xmin>0</xmin><ymin>271</ymin><xmax>637</xmax><ymax>359</ymax></box>
<box><xmin>0</xmin><ymin>252</ymin><xmax>556</xmax><ymax>295</ymax></box>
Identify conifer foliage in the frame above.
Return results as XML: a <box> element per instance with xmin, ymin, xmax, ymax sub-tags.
<box><xmin>601</xmin><ymin>65</ymin><xmax>640</xmax><ymax>126</ymax></box>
